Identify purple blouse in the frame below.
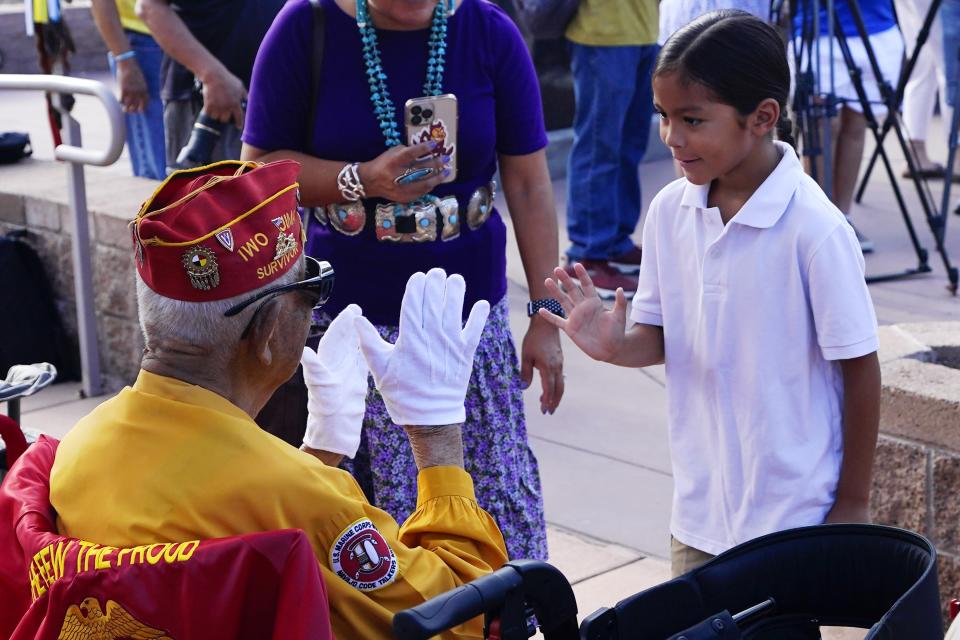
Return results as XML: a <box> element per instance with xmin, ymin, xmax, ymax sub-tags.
<box><xmin>243</xmin><ymin>0</ymin><xmax>547</xmax><ymax>325</ymax></box>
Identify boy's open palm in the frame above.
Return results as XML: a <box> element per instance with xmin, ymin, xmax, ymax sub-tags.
<box><xmin>538</xmin><ymin>264</ymin><xmax>628</xmax><ymax>363</ymax></box>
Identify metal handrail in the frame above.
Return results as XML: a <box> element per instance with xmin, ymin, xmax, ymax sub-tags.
<box><xmin>0</xmin><ymin>74</ymin><xmax>126</xmax><ymax>398</ymax></box>
<box><xmin>0</xmin><ymin>74</ymin><xmax>124</xmax><ymax>165</ymax></box>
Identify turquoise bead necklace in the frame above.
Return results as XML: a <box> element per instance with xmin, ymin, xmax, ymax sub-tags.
<box><xmin>356</xmin><ymin>0</ymin><xmax>450</xmax><ymax>148</ymax></box>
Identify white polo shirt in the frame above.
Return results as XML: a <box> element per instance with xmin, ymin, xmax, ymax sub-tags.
<box><xmin>631</xmin><ymin>142</ymin><xmax>879</xmax><ymax>555</ymax></box>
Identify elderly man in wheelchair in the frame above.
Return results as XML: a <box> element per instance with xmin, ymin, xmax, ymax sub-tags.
<box><xmin>0</xmin><ymin>160</ymin><xmax>948</xmax><ymax>640</ymax></box>
<box><xmin>0</xmin><ymin>159</ymin><xmax>508</xmax><ymax>639</ymax></box>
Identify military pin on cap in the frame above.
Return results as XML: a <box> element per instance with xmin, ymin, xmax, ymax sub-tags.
<box><xmin>182</xmin><ymin>246</ymin><xmax>220</xmax><ymax>291</ymax></box>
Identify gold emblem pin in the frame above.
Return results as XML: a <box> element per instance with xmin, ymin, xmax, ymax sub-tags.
<box><xmin>274</xmin><ymin>231</ymin><xmax>298</xmax><ymax>261</ymax></box>
<box><xmin>182</xmin><ymin>246</ymin><xmax>220</xmax><ymax>291</ymax></box>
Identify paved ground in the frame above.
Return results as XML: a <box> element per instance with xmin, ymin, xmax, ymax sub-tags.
<box><xmin>4</xmin><ymin>70</ymin><xmax>960</xmax><ymax>633</ymax></box>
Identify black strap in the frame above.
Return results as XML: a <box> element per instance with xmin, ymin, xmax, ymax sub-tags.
<box><xmin>307</xmin><ymin>0</ymin><xmax>326</xmax><ymax>151</ymax></box>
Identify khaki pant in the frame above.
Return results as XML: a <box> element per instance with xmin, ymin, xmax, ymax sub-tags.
<box><xmin>670</xmin><ymin>536</ymin><xmax>715</xmax><ymax>578</ymax></box>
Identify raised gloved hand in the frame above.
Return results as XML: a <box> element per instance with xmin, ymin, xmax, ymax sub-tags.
<box><xmin>301</xmin><ymin>304</ymin><xmax>369</xmax><ymax>458</ymax></box>
<box><xmin>354</xmin><ymin>268</ymin><xmax>490</xmax><ymax>426</ymax></box>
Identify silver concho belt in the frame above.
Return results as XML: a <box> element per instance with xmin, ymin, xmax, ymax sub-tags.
<box><xmin>316</xmin><ymin>181</ymin><xmax>496</xmax><ymax>243</ymax></box>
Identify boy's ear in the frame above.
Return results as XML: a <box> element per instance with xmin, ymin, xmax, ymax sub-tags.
<box><xmin>751</xmin><ymin>98</ymin><xmax>781</xmax><ymax>136</ymax></box>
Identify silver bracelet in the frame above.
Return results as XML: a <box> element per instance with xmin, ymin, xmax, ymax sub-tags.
<box><xmin>336</xmin><ymin>162</ymin><xmax>366</xmax><ymax>202</ymax></box>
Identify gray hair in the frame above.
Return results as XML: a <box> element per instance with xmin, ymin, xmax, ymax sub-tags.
<box><xmin>135</xmin><ymin>258</ymin><xmax>304</xmax><ymax>357</ymax></box>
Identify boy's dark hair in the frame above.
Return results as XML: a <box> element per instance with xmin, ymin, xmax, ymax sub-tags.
<box><xmin>654</xmin><ymin>10</ymin><xmax>795</xmax><ymax>148</ymax></box>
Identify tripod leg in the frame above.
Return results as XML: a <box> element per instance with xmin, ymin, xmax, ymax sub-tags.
<box><xmin>833</xmin><ymin>12</ymin><xmax>929</xmax><ymax>266</ymax></box>
<box><xmin>842</xmin><ymin>0</ymin><xmax>960</xmax><ymax>289</ymax></box>
<box><xmin>854</xmin><ymin>139</ymin><xmax>882</xmax><ymax>204</ymax></box>
<box><xmin>854</xmin><ymin>0</ymin><xmax>942</xmax><ymax>202</ymax></box>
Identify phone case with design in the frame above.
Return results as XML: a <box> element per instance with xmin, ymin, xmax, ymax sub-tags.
<box><xmin>404</xmin><ymin>94</ymin><xmax>458</xmax><ymax>183</ymax></box>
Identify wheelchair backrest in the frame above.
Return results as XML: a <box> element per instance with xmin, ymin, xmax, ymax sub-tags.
<box><xmin>583</xmin><ymin>524</ymin><xmax>941</xmax><ymax>639</ymax></box>
<box><xmin>1</xmin><ymin>436</ymin><xmax>335</xmax><ymax>640</ymax></box>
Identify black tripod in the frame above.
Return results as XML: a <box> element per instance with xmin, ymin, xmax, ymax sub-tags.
<box><xmin>790</xmin><ymin>0</ymin><xmax>958</xmax><ymax>292</ymax></box>
<box><xmin>854</xmin><ymin>0</ymin><xmax>946</xmax><ymax>203</ymax></box>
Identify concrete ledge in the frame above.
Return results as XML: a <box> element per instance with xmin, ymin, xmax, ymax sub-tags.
<box><xmin>878</xmin><ymin>324</ymin><xmax>960</xmax><ymax>450</ymax></box>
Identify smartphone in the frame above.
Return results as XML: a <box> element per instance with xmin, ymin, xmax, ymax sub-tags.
<box><xmin>404</xmin><ymin>94</ymin><xmax>458</xmax><ymax>183</ymax></box>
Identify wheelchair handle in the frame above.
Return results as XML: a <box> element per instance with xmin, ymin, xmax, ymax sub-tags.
<box><xmin>393</xmin><ymin>560</ymin><xmax>579</xmax><ymax>640</ymax></box>
<box><xmin>393</xmin><ymin>567</ymin><xmax>523</xmax><ymax>639</ymax></box>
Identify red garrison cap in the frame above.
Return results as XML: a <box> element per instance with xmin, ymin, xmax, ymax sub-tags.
<box><xmin>132</xmin><ymin>160</ymin><xmax>305</xmax><ymax>302</ymax></box>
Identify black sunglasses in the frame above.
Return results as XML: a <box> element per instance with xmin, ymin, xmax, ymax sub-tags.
<box><xmin>224</xmin><ymin>256</ymin><xmax>335</xmax><ymax>337</ymax></box>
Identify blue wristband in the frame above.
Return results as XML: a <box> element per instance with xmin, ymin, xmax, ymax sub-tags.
<box><xmin>114</xmin><ymin>50</ymin><xmax>136</xmax><ymax>62</ymax></box>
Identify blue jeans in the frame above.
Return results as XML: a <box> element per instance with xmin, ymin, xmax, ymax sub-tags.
<box><xmin>944</xmin><ymin>0</ymin><xmax>960</xmax><ymax>108</ymax></box>
<box><xmin>108</xmin><ymin>30</ymin><xmax>166</xmax><ymax>180</ymax></box>
<box><xmin>566</xmin><ymin>42</ymin><xmax>659</xmax><ymax>261</ymax></box>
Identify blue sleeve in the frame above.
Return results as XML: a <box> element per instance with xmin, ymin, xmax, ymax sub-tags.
<box><xmin>242</xmin><ymin>0</ymin><xmax>314</xmax><ymax>153</ymax></box>
<box><xmin>487</xmin><ymin>6</ymin><xmax>548</xmax><ymax>156</ymax></box>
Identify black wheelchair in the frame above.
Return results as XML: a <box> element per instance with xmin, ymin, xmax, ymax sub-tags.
<box><xmin>394</xmin><ymin>524</ymin><xmax>942</xmax><ymax>639</ymax></box>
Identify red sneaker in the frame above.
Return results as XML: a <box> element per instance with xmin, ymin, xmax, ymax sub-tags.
<box><xmin>609</xmin><ymin>245</ymin><xmax>643</xmax><ymax>275</ymax></box>
<box><xmin>563</xmin><ymin>259</ymin><xmax>637</xmax><ymax>299</ymax></box>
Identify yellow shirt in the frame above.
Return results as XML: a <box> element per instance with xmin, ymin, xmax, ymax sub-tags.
<box><xmin>50</xmin><ymin>370</ymin><xmax>508</xmax><ymax>639</ymax></box>
<box><xmin>116</xmin><ymin>0</ymin><xmax>150</xmax><ymax>35</ymax></box>
<box><xmin>566</xmin><ymin>0</ymin><xmax>659</xmax><ymax>46</ymax></box>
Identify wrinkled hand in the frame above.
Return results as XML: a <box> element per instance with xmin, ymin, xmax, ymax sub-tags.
<box><xmin>354</xmin><ymin>269</ymin><xmax>489</xmax><ymax>426</ymax></box>
<box><xmin>538</xmin><ymin>263</ymin><xmax>628</xmax><ymax>363</ymax></box>
<box><xmin>116</xmin><ymin>58</ymin><xmax>148</xmax><ymax>113</ymax></box>
<box><xmin>301</xmin><ymin>305</ymin><xmax>369</xmax><ymax>458</ymax></box>
<box><xmin>357</xmin><ymin>142</ymin><xmax>448</xmax><ymax>202</ymax></box>
<box><xmin>521</xmin><ymin>317</ymin><xmax>564</xmax><ymax>414</ymax></box>
<box><xmin>200</xmin><ymin>69</ymin><xmax>247</xmax><ymax>129</ymax></box>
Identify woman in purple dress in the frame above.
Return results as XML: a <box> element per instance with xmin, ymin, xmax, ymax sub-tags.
<box><xmin>241</xmin><ymin>0</ymin><xmax>562</xmax><ymax>559</ymax></box>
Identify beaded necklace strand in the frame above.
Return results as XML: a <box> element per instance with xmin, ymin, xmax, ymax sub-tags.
<box><xmin>356</xmin><ymin>0</ymin><xmax>450</xmax><ymax>148</ymax></box>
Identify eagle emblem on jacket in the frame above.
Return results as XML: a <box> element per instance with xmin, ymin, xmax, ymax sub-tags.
<box><xmin>57</xmin><ymin>597</ymin><xmax>171</xmax><ymax>640</ymax></box>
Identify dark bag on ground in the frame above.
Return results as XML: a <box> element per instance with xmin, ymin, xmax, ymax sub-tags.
<box><xmin>0</xmin><ymin>133</ymin><xmax>32</xmax><ymax>165</ymax></box>
<box><xmin>514</xmin><ymin>0</ymin><xmax>580</xmax><ymax>40</ymax></box>
<box><xmin>0</xmin><ymin>231</ymin><xmax>77</xmax><ymax>380</ymax></box>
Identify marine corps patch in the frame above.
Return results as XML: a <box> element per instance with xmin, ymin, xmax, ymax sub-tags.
<box><xmin>330</xmin><ymin>518</ymin><xmax>399</xmax><ymax>591</ymax></box>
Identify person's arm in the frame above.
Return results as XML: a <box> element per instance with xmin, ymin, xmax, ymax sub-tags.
<box><xmin>498</xmin><ymin>150</ymin><xmax>564</xmax><ymax>414</ymax></box>
<box><xmin>90</xmin><ymin>0</ymin><xmax>148</xmax><ymax>112</ymax></box>
<box><xmin>300</xmin><ymin>446</ymin><xmax>343</xmax><ymax>467</ymax></box>
<box><xmin>241</xmin><ymin>142</ymin><xmax>447</xmax><ymax>207</ymax></box>
<box><xmin>135</xmin><ymin>0</ymin><xmax>246</xmax><ymax>127</ymax></box>
<box><xmin>826</xmin><ymin>351</ymin><xmax>880</xmax><ymax>523</ymax></box>
<box><xmin>538</xmin><ymin>263</ymin><xmax>665</xmax><ymax>368</ymax></box>
<box><xmin>404</xmin><ymin>425</ymin><xmax>464</xmax><ymax>469</ymax></box>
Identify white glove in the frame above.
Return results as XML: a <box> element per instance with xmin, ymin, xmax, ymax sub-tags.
<box><xmin>353</xmin><ymin>268</ymin><xmax>490</xmax><ymax>426</ymax></box>
<box><xmin>301</xmin><ymin>304</ymin><xmax>369</xmax><ymax>458</ymax></box>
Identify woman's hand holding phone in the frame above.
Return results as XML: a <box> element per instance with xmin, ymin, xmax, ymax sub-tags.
<box><xmin>357</xmin><ymin>142</ymin><xmax>448</xmax><ymax>202</ymax></box>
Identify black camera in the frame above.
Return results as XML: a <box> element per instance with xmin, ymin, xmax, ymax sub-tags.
<box><xmin>170</xmin><ymin>111</ymin><xmax>227</xmax><ymax>171</ymax></box>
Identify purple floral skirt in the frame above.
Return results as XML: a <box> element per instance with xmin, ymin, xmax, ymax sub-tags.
<box><xmin>330</xmin><ymin>297</ymin><xmax>547</xmax><ymax>560</ymax></box>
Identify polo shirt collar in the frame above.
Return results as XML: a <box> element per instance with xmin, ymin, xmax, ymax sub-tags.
<box><xmin>678</xmin><ymin>141</ymin><xmax>802</xmax><ymax>229</ymax></box>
